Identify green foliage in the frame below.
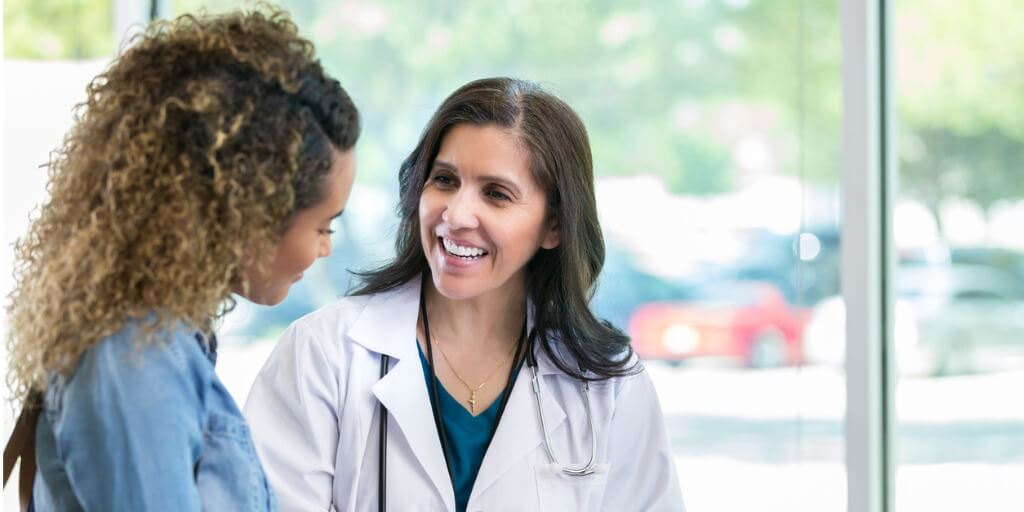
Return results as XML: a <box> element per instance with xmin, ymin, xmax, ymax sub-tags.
<box><xmin>4</xmin><ymin>0</ymin><xmax>114</xmax><ymax>59</ymax></box>
<box><xmin>901</xmin><ymin>128</ymin><xmax>1024</xmax><ymax>211</ymax></box>
<box><xmin>895</xmin><ymin>0</ymin><xmax>1024</xmax><ymax>140</ymax></box>
<box><xmin>7</xmin><ymin>0</ymin><xmax>1019</xmax><ymax>207</ymax></box>
<box><xmin>264</xmin><ymin>0</ymin><xmax>781</xmax><ymax>191</ymax></box>
<box><xmin>894</xmin><ymin>0</ymin><xmax>1024</xmax><ymax>208</ymax></box>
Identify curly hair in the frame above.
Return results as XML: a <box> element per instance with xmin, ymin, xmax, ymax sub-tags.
<box><xmin>5</xmin><ymin>6</ymin><xmax>359</xmax><ymax>405</ymax></box>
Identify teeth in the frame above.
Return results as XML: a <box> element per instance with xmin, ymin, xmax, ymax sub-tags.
<box><xmin>442</xmin><ymin>237</ymin><xmax>486</xmax><ymax>258</ymax></box>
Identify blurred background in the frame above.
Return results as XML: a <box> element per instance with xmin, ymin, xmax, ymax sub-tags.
<box><xmin>3</xmin><ymin>0</ymin><xmax>1022</xmax><ymax>510</ymax></box>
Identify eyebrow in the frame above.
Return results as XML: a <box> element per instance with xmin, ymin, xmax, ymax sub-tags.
<box><xmin>328</xmin><ymin>209</ymin><xmax>345</xmax><ymax>220</ymax></box>
<box><xmin>433</xmin><ymin>159</ymin><xmax>524</xmax><ymax>197</ymax></box>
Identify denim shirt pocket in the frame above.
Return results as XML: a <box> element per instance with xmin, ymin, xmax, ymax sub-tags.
<box><xmin>196</xmin><ymin>410</ymin><xmax>275</xmax><ymax>511</ymax></box>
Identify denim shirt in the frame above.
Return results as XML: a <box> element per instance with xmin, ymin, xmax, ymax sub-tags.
<box><xmin>32</xmin><ymin>321</ymin><xmax>277</xmax><ymax>511</ymax></box>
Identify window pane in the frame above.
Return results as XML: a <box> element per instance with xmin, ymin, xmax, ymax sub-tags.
<box><xmin>3</xmin><ymin>1</ymin><xmax>845</xmax><ymax>510</ymax></box>
<box><xmin>176</xmin><ymin>2</ymin><xmax>846</xmax><ymax>509</ymax></box>
<box><xmin>894</xmin><ymin>0</ymin><xmax>1024</xmax><ymax>510</ymax></box>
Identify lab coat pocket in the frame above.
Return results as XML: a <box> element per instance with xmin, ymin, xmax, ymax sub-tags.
<box><xmin>534</xmin><ymin>463</ymin><xmax>610</xmax><ymax>511</ymax></box>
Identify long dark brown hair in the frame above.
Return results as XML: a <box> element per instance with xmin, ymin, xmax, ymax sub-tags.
<box><xmin>352</xmin><ymin>77</ymin><xmax>636</xmax><ymax>380</ymax></box>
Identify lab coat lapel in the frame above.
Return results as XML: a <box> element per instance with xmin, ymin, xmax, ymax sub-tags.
<box><xmin>351</xmin><ymin>280</ymin><xmax>456</xmax><ymax>510</ymax></box>
<box><xmin>471</xmin><ymin>348</ymin><xmax>567</xmax><ymax>498</ymax></box>
<box><xmin>347</xmin><ymin>280</ymin><xmax>420</xmax><ymax>360</ymax></box>
<box><xmin>371</xmin><ymin>352</ymin><xmax>456</xmax><ymax>511</ymax></box>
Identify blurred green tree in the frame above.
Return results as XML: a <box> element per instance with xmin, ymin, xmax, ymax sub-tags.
<box><xmin>6</xmin><ymin>0</ymin><xmax>1020</xmax><ymax>209</ymax></box>
<box><xmin>895</xmin><ymin>0</ymin><xmax>1024</xmax><ymax>215</ymax></box>
<box><xmin>4</xmin><ymin>0</ymin><xmax>114</xmax><ymax>59</ymax></box>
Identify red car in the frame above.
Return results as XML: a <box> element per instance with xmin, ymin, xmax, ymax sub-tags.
<box><xmin>628</xmin><ymin>281</ymin><xmax>810</xmax><ymax>367</ymax></box>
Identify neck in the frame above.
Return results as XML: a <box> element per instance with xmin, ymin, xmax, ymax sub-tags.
<box><xmin>422</xmin><ymin>276</ymin><xmax>527</xmax><ymax>355</ymax></box>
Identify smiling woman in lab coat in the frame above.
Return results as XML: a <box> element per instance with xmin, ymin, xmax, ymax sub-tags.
<box><xmin>244</xmin><ymin>77</ymin><xmax>685</xmax><ymax>512</ymax></box>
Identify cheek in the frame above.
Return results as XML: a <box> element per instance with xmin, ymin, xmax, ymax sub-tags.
<box><xmin>275</xmin><ymin>236</ymin><xmax>318</xmax><ymax>276</ymax></box>
<box><xmin>495</xmin><ymin>214</ymin><xmax>548</xmax><ymax>258</ymax></box>
<box><xmin>300</xmin><ymin>243</ymin><xmax>319</xmax><ymax>269</ymax></box>
<box><xmin>304</xmin><ymin>234</ymin><xmax>324</xmax><ymax>265</ymax></box>
<box><xmin>418</xmin><ymin>193</ymin><xmax>442</xmax><ymax>231</ymax></box>
<box><xmin>419</xmin><ymin>191</ymin><xmax>437</xmax><ymax>218</ymax></box>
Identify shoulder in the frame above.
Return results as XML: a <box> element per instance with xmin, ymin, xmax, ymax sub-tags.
<box><xmin>542</xmin><ymin>333</ymin><xmax>642</xmax><ymax>386</ymax></box>
<box><xmin>548</xmin><ymin>344</ymin><xmax>652</xmax><ymax>405</ymax></box>
<box><xmin>286</xmin><ymin>283</ymin><xmax>415</xmax><ymax>348</ymax></box>
<box><xmin>281</xmin><ymin>293</ymin><xmax>377</xmax><ymax>357</ymax></box>
<box><xmin>290</xmin><ymin>293</ymin><xmax>375</xmax><ymax>338</ymax></box>
<box><xmin>48</xmin><ymin>319</ymin><xmax>209</xmax><ymax>420</ymax></box>
<box><xmin>609</xmin><ymin>359</ymin><xmax>655</xmax><ymax>400</ymax></box>
<box><xmin>72</xmin><ymin>319</ymin><xmax>208</xmax><ymax>384</ymax></box>
<box><xmin>588</xmin><ymin>353</ymin><xmax>650</xmax><ymax>398</ymax></box>
<box><xmin>269</xmin><ymin>289</ymin><xmax>392</xmax><ymax>364</ymax></box>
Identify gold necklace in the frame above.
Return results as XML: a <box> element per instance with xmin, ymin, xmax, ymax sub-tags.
<box><xmin>431</xmin><ymin>332</ymin><xmax>517</xmax><ymax>414</ymax></box>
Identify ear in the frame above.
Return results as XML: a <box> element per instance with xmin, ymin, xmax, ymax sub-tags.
<box><xmin>540</xmin><ymin>217</ymin><xmax>561</xmax><ymax>250</ymax></box>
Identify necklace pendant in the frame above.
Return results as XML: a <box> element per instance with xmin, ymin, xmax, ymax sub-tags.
<box><xmin>468</xmin><ymin>391</ymin><xmax>477</xmax><ymax>414</ymax></box>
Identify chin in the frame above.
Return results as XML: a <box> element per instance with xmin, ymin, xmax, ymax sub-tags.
<box><xmin>244</xmin><ymin>287</ymin><xmax>290</xmax><ymax>306</ymax></box>
<box><xmin>259</xmin><ymin>295</ymin><xmax>288</xmax><ymax>307</ymax></box>
<box><xmin>429</xmin><ymin>273</ymin><xmax>481</xmax><ymax>301</ymax></box>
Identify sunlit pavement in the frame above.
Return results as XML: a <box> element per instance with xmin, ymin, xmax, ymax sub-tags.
<box><xmin>645</xmin><ymin>361</ymin><xmax>1024</xmax><ymax>511</ymax></box>
<box><xmin>677</xmin><ymin>457</ymin><xmax>1024</xmax><ymax>511</ymax></box>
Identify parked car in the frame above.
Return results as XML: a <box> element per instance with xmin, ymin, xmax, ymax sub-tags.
<box><xmin>592</xmin><ymin>244</ymin><xmax>697</xmax><ymax>331</ymax></box>
<box><xmin>903</xmin><ymin>263</ymin><xmax>1024</xmax><ymax>374</ymax></box>
<box><xmin>726</xmin><ymin>226</ymin><xmax>840</xmax><ymax>306</ymax></box>
<box><xmin>804</xmin><ymin>261</ymin><xmax>1024</xmax><ymax>376</ymax></box>
<box><xmin>628</xmin><ymin>280</ymin><xmax>811</xmax><ymax>368</ymax></box>
<box><xmin>803</xmin><ymin>295</ymin><xmax>925</xmax><ymax>374</ymax></box>
<box><xmin>902</xmin><ymin>246</ymin><xmax>1024</xmax><ymax>281</ymax></box>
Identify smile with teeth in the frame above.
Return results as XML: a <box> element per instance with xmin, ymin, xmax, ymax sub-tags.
<box><xmin>441</xmin><ymin>237</ymin><xmax>489</xmax><ymax>259</ymax></box>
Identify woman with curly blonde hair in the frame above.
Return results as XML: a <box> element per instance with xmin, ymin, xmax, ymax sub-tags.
<box><xmin>4</xmin><ymin>7</ymin><xmax>359</xmax><ymax>510</ymax></box>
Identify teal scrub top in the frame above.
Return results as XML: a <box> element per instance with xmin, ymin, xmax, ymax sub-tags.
<box><xmin>417</xmin><ymin>343</ymin><xmax>515</xmax><ymax>512</ymax></box>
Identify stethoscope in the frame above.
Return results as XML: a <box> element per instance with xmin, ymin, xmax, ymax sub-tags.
<box><xmin>375</xmin><ymin>286</ymin><xmax>599</xmax><ymax>511</ymax></box>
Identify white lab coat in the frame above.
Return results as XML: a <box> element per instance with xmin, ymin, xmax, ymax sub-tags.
<box><xmin>244</xmin><ymin>280</ymin><xmax>685</xmax><ymax>511</ymax></box>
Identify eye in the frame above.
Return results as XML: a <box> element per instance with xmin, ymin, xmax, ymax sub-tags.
<box><xmin>428</xmin><ymin>166</ymin><xmax>460</xmax><ymax>187</ymax></box>
<box><xmin>432</xmin><ymin>174</ymin><xmax>455</xmax><ymax>186</ymax></box>
<box><xmin>486</xmin><ymin>188</ymin><xmax>511</xmax><ymax>201</ymax></box>
<box><xmin>318</xmin><ymin>219</ymin><xmax>339</xmax><ymax>236</ymax></box>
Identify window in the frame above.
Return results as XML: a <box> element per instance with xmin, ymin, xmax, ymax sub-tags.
<box><xmin>173</xmin><ymin>2</ymin><xmax>848</xmax><ymax>509</ymax></box>
<box><xmin>3</xmin><ymin>1</ymin><xmax>1019</xmax><ymax>510</ymax></box>
<box><xmin>893</xmin><ymin>0</ymin><xmax>1024</xmax><ymax>509</ymax></box>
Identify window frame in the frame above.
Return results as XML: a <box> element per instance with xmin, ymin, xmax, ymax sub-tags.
<box><xmin>841</xmin><ymin>0</ymin><xmax>895</xmax><ymax>511</ymax></box>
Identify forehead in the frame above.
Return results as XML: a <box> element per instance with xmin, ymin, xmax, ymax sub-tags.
<box><xmin>434</xmin><ymin>124</ymin><xmax>532</xmax><ymax>180</ymax></box>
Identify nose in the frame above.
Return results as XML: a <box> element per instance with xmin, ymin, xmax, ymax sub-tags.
<box><xmin>319</xmin><ymin>235</ymin><xmax>332</xmax><ymax>258</ymax></box>
<box><xmin>441</xmin><ymin>189</ymin><xmax>480</xmax><ymax>229</ymax></box>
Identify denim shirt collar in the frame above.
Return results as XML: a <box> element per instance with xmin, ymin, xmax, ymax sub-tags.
<box><xmin>193</xmin><ymin>331</ymin><xmax>218</xmax><ymax>366</ymax></box>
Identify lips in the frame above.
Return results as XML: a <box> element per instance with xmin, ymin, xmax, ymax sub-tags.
<box><xmin>432</xmin><ymin>236</ymin><xmax>489</xmax><ymax>271</ymax></box>
<box><xmin>438</xmin><ymin>236</ymin><xmax>489</xmax><ymax>258</ymax></box>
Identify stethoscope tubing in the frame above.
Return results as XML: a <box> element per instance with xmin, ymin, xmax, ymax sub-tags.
<box><xmin>376</xmin><ymin>303</ymin><xmax>598</xmax><ymax>512</ymax></box>
<box><xmin>378</xmin><ymin>354</ymin><xmax>390</xmax><ymax>512</ymax></box>
<box><xmin>528</xmin><ymin>353</ymin><xmax>599</xmax><ymax>477</ymax></box>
